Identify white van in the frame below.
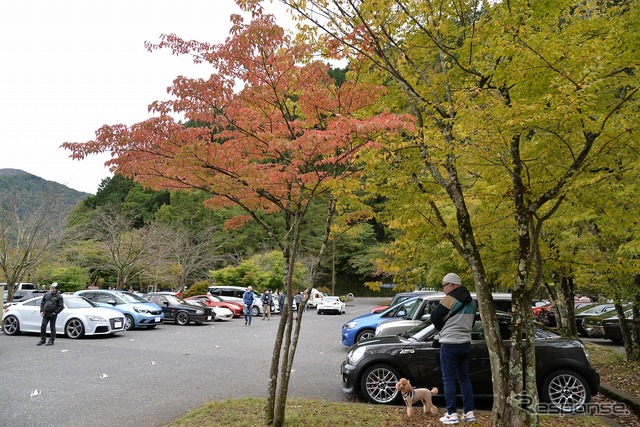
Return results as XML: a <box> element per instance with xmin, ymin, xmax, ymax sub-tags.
<box><xmin>1</xmin><ymin>282</ymin><xmax>37</xmax><ymax>291</ymax></box>
<box><xmin>306</xmin><ymin>288</ymin><xmax>328</xmax><ymax>308</ymax></box>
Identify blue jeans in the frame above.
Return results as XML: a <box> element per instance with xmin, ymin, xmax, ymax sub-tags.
<box><xmin>440</xmin><ymin>342</ymin><xmax>474</xmax><ymax>415</ymax></box>
<box><xmin>244</xmin><ymin>306</ymin><xmax>253</xmax><ymax>325</ymax></box>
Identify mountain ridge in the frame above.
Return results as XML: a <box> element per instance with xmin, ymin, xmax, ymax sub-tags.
<box><xmin>0</xmin><ymin>168</ymin><xmax>91</xmax><ymax>214</ymax></box>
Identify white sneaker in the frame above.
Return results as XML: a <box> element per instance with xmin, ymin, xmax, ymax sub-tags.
<box><xmin>439</xmin><ymin>412</ymin><xmax>459</xmax><ymax>424</ymax></box>
<box><xmin>462</xmin><ymin>411</ymin><xmax>475</xmax><ymax>422</ymax></box>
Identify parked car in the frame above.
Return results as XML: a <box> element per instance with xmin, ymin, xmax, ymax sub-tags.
<box><xmin>4</xmin><ymin>289</ymin><xmax>47</xmax><ymax>307</ymax></box>
<box><xmin>208</xmin><ymin>286</ymin><xmax>265</xmax><ymax>316</ymax></box>
<box><xmin>535</xmin><ymin>301</ymin><xmax>596</xmax><ymax>327</ymax></box>
<box><xmin>316</xmin><ymin>296</ymin><xmax>346</xmax><ymax>315</ymax></box>
<box><xmin>574</xmin><ymin>303</ymin><xmax>615</xmax><ymax>337</ymax></box>
<box><xmin>581</xmin><ymin>305</ymin><xmax>630</xmax><ymax>339</ymax></box>
<box><xmin>0</xmin><ymin>282</ymin><xmax>38</xmax><ymax>291</ymax></box>
<box><xmin>599</xmin><ymin>310</ymin><xmax>634</xmax><ymax>344</ymax></box>
<box><xmin>2</xmin><ymin>295</ymin><xmax>126</xmax><ymax>339</ymax></box>
<box><xmin>143</xmin><ymin>293</ymin><xmax>214</xmax><ymax>325</ymax></box>
<box><xmin>371</xmin><ymin>290</ymin><xmax>436</xmax><ymax>314</ymax></box>
<box><xmin>374</xmin><ymin>292</ymin><xmax>513</xmax><ymax>338</ymax></box>
<box><xmin>184</xmin><ymin>295</ymin><xmax>244</xmax><ymax>317</ymax></box>
<box><xmin>75</xmin><ymin>289</ymin><xmax>164</xmax><ymax>330</ymax></box>
<box><xmin>341</xmin><ymin>312</ymin><xmax>600</xmax><ymax>413</ymax></box>
<box><xmin>211</xmin><ymin>306</ymin><xmax>234</xmax><ymax>321</ymax></box>
<box><xmin>342</xmin><ymin>296</ymin><xmax>422</xmax><ymax>346</ymax></box>
<box><xmin>305</xmin><ymin>288</ymin><xmax>328</xmax><ymax>308</ymax></box>
<box><xmin>583</xmin><ymin>308</ymin><xmax>633</xmax><ymax>344</ymax></box>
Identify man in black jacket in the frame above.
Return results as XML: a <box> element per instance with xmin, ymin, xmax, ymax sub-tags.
<box><xmin>38</xmin><ymin>283</ymin><xmax>64</xmax><ymax>346</ymax></box>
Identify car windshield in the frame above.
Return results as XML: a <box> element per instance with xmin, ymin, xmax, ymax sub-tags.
<box><xmin>578</xmin><ymin>304</ymin><xmax>612</xmax><ymax>315</ymax></box>
<box><xmin>383</xmin><ymin>297</ymin><xmax>419</xmax><ymax>317</ymax></box>
<box><xmin>164</xmin><ymin>295</ymin><xmax>186</xmax><ymax>305</ymax></box>
<box><xmin>118</xmin><ymin>292</ymin><xmax>148</xmax><ymax>303</ymax></box>
<box><xmin>65</xmin><ymin>296</ymin><xmax>97</xmax><ymax>309</ymax></box>
<box><xmin>324</xmin><ymin>297</ymin><xmax>340</xmax><ymax>302</ymax></box>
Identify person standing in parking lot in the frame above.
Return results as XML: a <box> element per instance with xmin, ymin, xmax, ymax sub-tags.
<box><xmin>277</xmin><ymin>290</ymin><xmax>285</xmax><ymax>316</ymax></box>
<box><xmin>261</xmin><ymin>289</ymin><xmax>272</xmax><ymax>320</ymax></box>
<box><xmin>294</xmin><ymin>291</ymin><xmax>303</xmax><ymax>319</ymax></box>
<box><xmin>430</xmin><ymin>273</ymin><xmax>477</xmax><ymax>425</ymax></box>
<box><xmin>243</xmin><ymin>286</ymin><xmax>255</xmax><ymax>326</ymax></box>
<box><xmin>38</xmin><ymin>283</ymin><xmax>64</xmax><ymax>346</ymax></box>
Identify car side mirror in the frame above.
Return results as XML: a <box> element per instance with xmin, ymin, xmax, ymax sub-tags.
<box><xmin>163</xmin><ymin>301</ymin><xmax>169</xmax><ymax>306</ymax></box>
<box><xmin>107</xmin><ymin>300</ymin><xmax>117</xmax><ymax>305</ymax></box>
<box><xmin>396</xmin><ymin>310</ymin><xmax>406</xmax><ymax>318</ymax></box>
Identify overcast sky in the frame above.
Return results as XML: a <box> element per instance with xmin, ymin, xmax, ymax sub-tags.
<box><xmin>0</xmin><ymin>0</ymin><xmax>291</xmax><ymax>194</ymax></box>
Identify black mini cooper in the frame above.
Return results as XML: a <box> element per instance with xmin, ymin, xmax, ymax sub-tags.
<box><xmin>341</xmin><ymin>312</ymin><xmax>599</xmax><ymax>413</ymax></box>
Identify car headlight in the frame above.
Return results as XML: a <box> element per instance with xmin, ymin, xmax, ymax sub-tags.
<box><xmin>196</xmin><ymin>309</ymin><xmax>204</xmax><ymax>315</ymax></box>
<box><xmin>347</xmin><ymin>346</ymin><xmax>366</xmax><ymax>365</ymax></box>
<box><xmin>344</xmin><ymin>321</ymin><xmax>358</xmax><ymax>330</ymax></box>
<box><xmin>87</xmin><ymin>316</ymin><xmax>106</xmax><ymax>321</ymax></box>
<box><xmin>578</xmin><ymin>342</ymin><xmax>590</xmax><ymax>361</ymax></box>
<box><xmin>133</xmin><ymin>306</ymin><xmax>150</xmax><ymax>314</ymax></box>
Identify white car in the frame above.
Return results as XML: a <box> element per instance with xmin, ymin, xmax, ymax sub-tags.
<box><xmin>212</xmin><ymin>306</ymin><xmax>233</xmax><ymax>321</ymax></box>
<box><xmin>316</xmin><ymin>296</ymin><xmax>346</xmax><ymax>315</ymax></box>
<box><xmin>2</xmin><ymin>295</ymin><xmax>126</xmax><ymax>339</ymax></box>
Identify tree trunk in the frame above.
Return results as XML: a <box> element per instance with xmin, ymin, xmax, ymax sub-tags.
<box><xmin>443</xmin><ymin>161</ymin><xmax>509</xmax><ymax>426</ymax></box>
<box><xmin>266</xmin><ymin>212</ymin><xmax>304</xmax><ymax>427</ymax></box>
<box><xmin>554</xmin><ymin>274</ymin><xmax>577</xmax><ymax>336</ymax></box>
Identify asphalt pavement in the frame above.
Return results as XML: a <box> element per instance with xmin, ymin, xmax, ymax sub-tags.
<box><xmin>0</xmin><ymin>297</ymin><xmax>382</xmax><ymax>427</ymax></box>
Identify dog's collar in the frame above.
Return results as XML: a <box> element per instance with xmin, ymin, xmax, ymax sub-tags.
<box><xmin>402</xmin><ymin>390</ymin><xmax>414</xmax><ymax>400</ymax></box>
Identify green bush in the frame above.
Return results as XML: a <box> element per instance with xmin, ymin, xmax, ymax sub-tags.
<box><xmin>185</xmin><ymin>280</ymin><xmax>210</xmax><ymax>298</ymax></box>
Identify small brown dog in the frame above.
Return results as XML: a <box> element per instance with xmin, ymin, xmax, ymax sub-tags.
<box><xmin>395</xmin><ymin>378</ymin><xmax>439</xmax><ymax>417</ymax></box>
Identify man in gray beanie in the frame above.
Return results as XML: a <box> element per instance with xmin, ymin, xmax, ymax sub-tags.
<box><xmin>431</xmin><ymin>273</ymin><xmax>476</xmax><ymax>424</ymax></box>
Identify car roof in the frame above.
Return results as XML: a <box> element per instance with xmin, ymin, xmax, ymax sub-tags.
<box><xmin>418</xmin><ymin>292</ymin><xmax>512</xmax><ymax>301</ymax></box>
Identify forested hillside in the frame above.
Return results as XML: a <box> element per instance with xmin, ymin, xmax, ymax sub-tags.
<box><xmin>0</xmin><ymin>169</ymin><xmax>90</xmax><ymax>215</ymax></box>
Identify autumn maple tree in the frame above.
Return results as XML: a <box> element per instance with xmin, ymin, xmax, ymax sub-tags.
<box><xmin>62</xmin><ymin>9</ymin><xmax>409</xmax><ymax>427</ymax></box>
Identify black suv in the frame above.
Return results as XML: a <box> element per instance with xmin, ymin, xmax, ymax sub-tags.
<box><xmin>341</xmin><ymin>312</ymin><xmax>599</xmax><ymax>413</ymax></box>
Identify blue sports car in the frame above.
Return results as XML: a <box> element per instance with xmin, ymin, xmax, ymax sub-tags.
<box><xmin>341</xmin><ymin>296</ymin><xmax>420</xmax><ymax>346</ymax></box>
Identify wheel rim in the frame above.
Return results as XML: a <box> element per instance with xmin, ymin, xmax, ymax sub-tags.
<box><xmin>547</xmin><ymin>373</ymin><xmax>587</xmax><ymax>411</ymax></box>
<box><xmin>177</xmin><ymin>312</ymin><xmax>189</xmax><ymax>325</ymax></box>
<box><xmin>124</xmin><ymin>315</ymin><xmax>133</xmax><ymax>330</ymax></box>
<box><xmin>66</xmin><ymin>319</ymin><xmax>84</xmax><ymax>338</ymax></box>
<box><xmin>364</xmin><ymin>367</ymin><xmax>399</xmax><ymax>404</ymax></box>
<box><xmin>357</xmin><ymin>330</ymin><xmax>374</xmax><ymax>342</ymax></box>
<box><xmin>3</xmin><ymin>317</ymin><xmax>18</xmax><ymax>334</ymax></box>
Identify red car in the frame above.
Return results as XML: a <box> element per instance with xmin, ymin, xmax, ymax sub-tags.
<box><xmin>184</xmin><ymin>295</ymin><xmax>244</xmax><ymax>318</ymax></box>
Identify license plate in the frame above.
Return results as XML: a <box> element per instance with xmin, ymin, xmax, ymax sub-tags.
<box><xmin>155</xmin><ymin>317</ymin><xmax>161</xmax><ymax>322</ymax></box>
<box><xmin>207</xmin><ymin>315</ymin><xmax>212</xmax><ymax>320</ymax></box>
<box><xmin>114</xmin><ymin>321</ymin><xmax>122</xmax><ymax>328</ymax></box>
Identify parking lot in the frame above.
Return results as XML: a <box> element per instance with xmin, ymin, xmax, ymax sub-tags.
<box><xmin>0</xmin><ymin>298</ymin><xmax>381</xmax><ymax>427</ymax></box>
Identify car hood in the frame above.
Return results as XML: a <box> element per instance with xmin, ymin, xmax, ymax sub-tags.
<box><xmin>69</xmin><ymin>307</ymin><xmax>125</xmax><ymax>318</ymax></box>
<box><xmin>344</xmin><ymin>312</ymin><xmax>378</xmax><ymax>324</ymax></box>
<box><xmin>348</xmin><ymin>334</ymin><xmax>414</xmax><ymax>352</ymax></box>
<box><xmin>166</xmin><ymin>303</ymin><xmax>210</xmax><ymax>311</ymax></box>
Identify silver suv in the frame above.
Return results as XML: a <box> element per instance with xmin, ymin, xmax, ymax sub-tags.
<box><xmin>374</xmin><ymin>292</ymin><xmax>512</xmax><ymax>337</ymax></box>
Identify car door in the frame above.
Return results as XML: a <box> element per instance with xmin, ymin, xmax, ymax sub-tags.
<box><xmin>412</xmin><ymin>318</ymin><xmax>494</xmax><ymax>395</ymax></box>
<box><xmin>20</xmin><ymin>298</ymin><xmax>43</xmax><ymax>331</ymax></box>
<box><xmin>149</xmin><ymin>295</ymin><xmax>174</xmax><ymax>320</ymax></box>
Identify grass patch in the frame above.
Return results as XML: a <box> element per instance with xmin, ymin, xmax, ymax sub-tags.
<box><xmin>586</xmin><ymin>343</ymin><xmax>640</xmax><ymax>399</ymax></box>
<box><xmin>165</xmin><ymin>397</ymin><xmax>608</xmax><ymax>427</ymax></box>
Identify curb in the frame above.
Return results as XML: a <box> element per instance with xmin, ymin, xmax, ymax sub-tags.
<box><xmin>599</xmin><ymin>382</ymin><xmax>640</xmax><ymax>413</ymax></box>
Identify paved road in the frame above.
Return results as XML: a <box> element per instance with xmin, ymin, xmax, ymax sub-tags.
<box><xmin>0</xmin><ymin>297</ymin><xmax>385</xmax><ymax>427</ymax></box>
